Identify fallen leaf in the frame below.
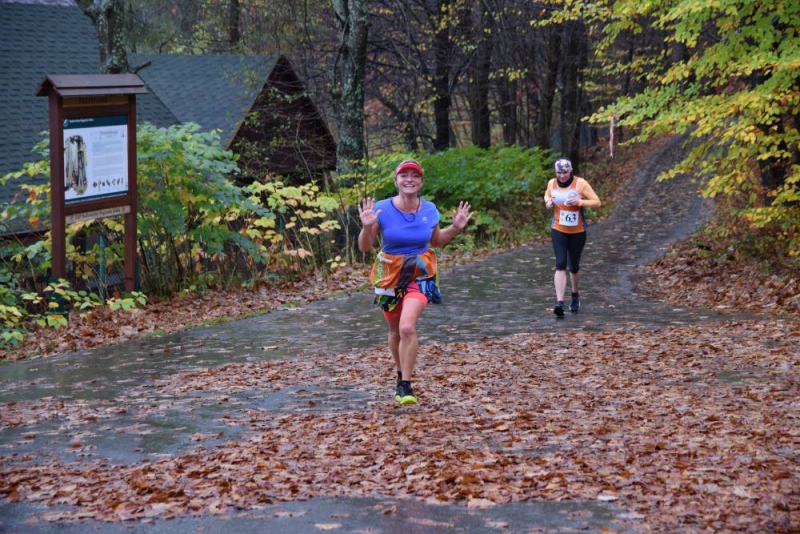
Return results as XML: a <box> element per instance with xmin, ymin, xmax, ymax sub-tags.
<box><xmin>467</xmin><ymin>498</ymin><xmax>496</xmax><ymax>509</ymax></box>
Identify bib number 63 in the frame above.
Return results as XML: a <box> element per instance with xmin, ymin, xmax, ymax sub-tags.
<box><xmin>559</xmin><ymin>210</ymin><xmax>579</xmax><ymax>226</ymax></box>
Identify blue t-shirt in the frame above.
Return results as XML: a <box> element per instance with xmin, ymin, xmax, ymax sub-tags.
<box><xmin>375</xmin><ymin>198</ymin><xmax>440</xmax><ymax>255</ymax></box>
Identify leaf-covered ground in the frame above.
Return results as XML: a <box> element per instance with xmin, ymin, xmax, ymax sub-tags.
<box><xmin>1</xmin><ymin>320</ymin><xmax>797</xmax><ymax>531</ymax></box>
<box><xmin>636</xmin><ymin>240</ymin><xmax>799</xmax><ymax>316</ymax></box>
<box><xmin>4</xmin><ymin>237</ymin><xmax>795</xmax><ymax>363</ymax></box>
<box><xmin>2</xmin><ymin>136</ymin><xmax>797</xmax><ymax>530</ymax></box>
<box><xmin>0</xmin><ymin>246</ymin><xmax>508</xmax><ymax>362</ymax></box>
<box><xmin>0</xmin><ymin>266</ymin><xmax>365</xmax><ymax>361</ymax></box>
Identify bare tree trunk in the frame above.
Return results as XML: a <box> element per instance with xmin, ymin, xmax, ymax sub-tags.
<box><xmin>756</xmin><ymin>124</ymin><xmax>789</xmax><ymax>198</ymax></box>
<box><xmin>750</xmin><ymin>72</ymin><xmax>792</xmax><ymax>200</ymax></box>
<box><xmin>432</xmin><ymin>0</ymin><xmax>453</xmax><ymax>152</ymax></box>
<box><xmin>497</xmin><ymin>77</ymin><xmax>517</xmax><ymax>145</ymax></box>
<box><xmin>378</xmin><ymin>97</ymin><xmax>419</xmax><ymax>151</ymax></box>
<box><xmin>584</xmin><ymin>99</ymin><xmax>597</xmax><ymax>146</ymax></box>
<box><xmin>468</xmin><ymin>3</ymin><xmax>492</xmax><ymax>148</ymax></box>
<box><xmin>617</xmin><ymin>34</ymin><xmax>636</xmax><ymax>143</ymax></box>
<box><xmin>671</xmin><ymin>40</ymin><xmax>689</xmax><ymax>67</ymax></box>
<box><xmin>560</xmin><ymin>20</ymin><xmax>588</xmax><ymax>172</ymax></box>
<box><xmin>491</xmin><ymin>0</ymin><xmax>520</xmax><ymax>146</ymax></box>
<box><xmin>229</xmin><ymin>0</ymin><xmax>241</xmax><ymax>50</ymax></box>
<box><xmin>535</xmin><ymin>24</ymin><xmax>561</xmax><ymax>148</ymax></box>
<box><xmin>85</xmin><ymin>0</ymin><xmax>129</xmax><ymax>74</ymax></box>
<box><xmin>333</xmin><ymin>0</ymin><xmax>369</xmax><ymax>175</ymax></box>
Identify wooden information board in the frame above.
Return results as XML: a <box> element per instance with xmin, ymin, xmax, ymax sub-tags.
<box><xmin>36</xmin><ymin>74</ymin><xmax>146</xmax><ymax>292</ymax></box>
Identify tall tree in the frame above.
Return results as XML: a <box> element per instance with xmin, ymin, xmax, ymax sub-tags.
<box><xmin>594</xmin><ymin>0</ymin><xmax>800</xmax><ymax>254</ymax></box>
<box><xmin>366</xmin><ymin>0</ymin><xmax>466</xmax><ymax>152</ymax></box>
<box><xmin>535</xmin><ymin>22</ymin><xmax>562</xmax><ymax>149</ymax></box>
<box><xmin>559</xmin><ymin>19</ymin><xmax>588</xmax><ymax>171</ymax></box>
<box><xmin>432</xmin><ymin>0</ymin><xmax>455</xmax><ymax>151</ymax></box>
<box><xmin>332</xmin><ymin>0</ymin><xmax>369</xmax><ymax>175</ymax></box>
<box><xmin>367</xmin><ymin>0</ymin><xmax>429</xmax><ymax>151</ymax></box>
<box><xmin>84</xmin><ymin>0</ymin><xmax>129</xmax><ymax>73</ymax></box>
<box><xmin>229</xmin><ymin>0</ymin><xmax>241</xmax><ymax>50</ymax></box>
<box><xmin>467</xmin><ymin>2</ymin><xmax>493</xmax><ymax>148</ymax></box>
<box><xmin>490</xmin><ymin>0</ymin><xmax>518</xmax><ymax>146</ymax></box>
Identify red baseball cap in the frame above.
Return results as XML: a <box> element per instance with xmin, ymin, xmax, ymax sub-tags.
<box><xmin>395</xmin><ymin>159</ymin><xmax>424</xmax><ymax>177</ymax></box>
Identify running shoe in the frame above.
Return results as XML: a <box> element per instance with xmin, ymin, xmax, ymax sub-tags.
<box><xmin>569</xmin><ymin>292</ymin><xmax>580</xmax><ymax>313</ymax></box>
<box><xmin>395</xmin><ymin>380</ymin><xmax>418</xmax><ymax>405</ymax></box>
<box><xmin>554</xmin><ymin>301</ymin><xmax>565</xmax><ymax>317</ymax></box>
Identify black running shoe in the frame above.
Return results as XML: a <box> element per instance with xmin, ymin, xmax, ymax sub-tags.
<box><xmin>569</xmin><ymin>292</ymin><xmax>580</xmax><ymax>313</ymax></box>
<box><xmin>395</xmin><ymin>380</ymin><xmax>418</xmax><ymax>405</ymax></box>
<box><xmin>554</xmin><ymin>301</ymin><xmax>565</xmax><ymax>317</ymax></box>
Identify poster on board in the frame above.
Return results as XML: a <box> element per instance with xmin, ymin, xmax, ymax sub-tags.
<box><xmin>63</xmin><ymin>115</ymin><xmax>129</xmax><ymax>205</ymax></box>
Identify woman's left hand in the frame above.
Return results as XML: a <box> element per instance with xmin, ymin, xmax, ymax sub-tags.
<box><xmin>452</xmin><ymin>201</ymin><xmax>473</xmax><ymax>231</ymax></box>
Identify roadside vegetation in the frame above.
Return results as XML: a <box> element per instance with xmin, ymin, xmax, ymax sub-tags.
<box><xmin>1</xmin><ymin>121</ymin><xmax>795</xmax><ymax>363</ymax></box>
<box><xmin>592</xmin><ymin>0</ymin><xmax>799</xmax><ymax>312</ymax></box>
<box><xmin>0</xmin><ymin>124</ymin><xmax>563</xmax><ymax>359</ymax></box>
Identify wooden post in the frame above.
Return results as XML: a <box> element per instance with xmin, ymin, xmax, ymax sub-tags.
<box><xmin>48</xmin><ymin>91</ymin><xmax>66</xmax><ymax>282</ymax></box>
<box><xmin>124</xmin><ymin>97</ymin><xmax>137</xmax><ymax>291</ymax></box>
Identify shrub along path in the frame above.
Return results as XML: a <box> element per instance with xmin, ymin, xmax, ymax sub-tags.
<box><xmin>0</xmin><ymin>136</ymin><xmax>797</xmax><ymax>532</ymax></box>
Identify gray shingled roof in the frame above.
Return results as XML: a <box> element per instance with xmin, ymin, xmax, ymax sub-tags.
<box><xmin>0</xmin><ymin>0</ymin><xmax>99</xmax><ymax>221</ymax></box>
<box><xmin>134</xmin><ymin>91</ymin><xmax>180</xmax><ymax>130</ymax></box>
<box><xmin>0</xmin><ymin>0</ymin><xmax>177</xmax><ymax>235</ymax></box>
<box><xmin>0</xmin><ymin>2</ymin><xmax>100</xmax><ymax>234</ymax></box>
<box><xmin>129</xmin><ymin>54</ymin><xmax>281</xmax><ymax>146</ymax></box>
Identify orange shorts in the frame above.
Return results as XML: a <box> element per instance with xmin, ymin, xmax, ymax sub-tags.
<box><xmin>383</xmin><ymin>282</ymin><xmax>428</xmax><ymax>321</ymax></box>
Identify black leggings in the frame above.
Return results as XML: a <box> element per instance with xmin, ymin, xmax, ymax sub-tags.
<box><xmin>551</xmin><ymin>229</ymin><xmax>587</xmax><ymax>274</ymax></box>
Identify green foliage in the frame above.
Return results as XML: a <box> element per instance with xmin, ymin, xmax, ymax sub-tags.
<box><xmin>135</xmin><ymin>122</ymin><xmax>268</xmax><ymax>294</ymax></box>
<box><xmin>591</xmin><ymin>0</ymin><xmax>800</xmax><ymax>255</ymax></box>
<box><xmin>684</xmin><ymin>210</ymin><xmax>799</xmax><ymax>278</ymax></box>
<box><xmin>0</xmin><ymin>136</ymin><xmax>52</xmax><ymax>259</ymax></box>
<box><xmin>0</xmin><ymin>275</ymin><xmax>148</xmax><ymax>350</ymax></box>
<box><xmin>335</xmin><ymin>145</ymin><xmax>554</xmax><ymax>246</ymax></box>
<box><xmin>107</xmin><ymin>291</ymin><xmax>148</xmax><ymax>311</ymax></box>
<box><xmin>243</xmin><ymin>179</ymin><xmax>341</xmax><ymax>269</ymax></box>
<box><xmin>0</xmin><ymin>268</ymin><xmax>28</xmax><ymax>347</ymax></box>
<box><xmin>0</xmin><ymin>122</ymin><xmax>342</xmax><ymax>348</ymax></box>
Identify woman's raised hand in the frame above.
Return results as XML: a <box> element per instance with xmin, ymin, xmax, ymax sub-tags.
<box><xmin>359</xmin><ymin>197</ymin><xmax>381</xmax><ymax>227</ymax></box>
<box><xmin>452</xmin><ymin>201</ymin><xmax>473</xmax><ymax>231</ymax></box>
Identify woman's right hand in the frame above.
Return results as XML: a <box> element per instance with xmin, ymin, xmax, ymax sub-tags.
<box><xmin>359</xmin><ymin>197</ymin><xmax>381</xmax><ymax>227</ymax></box>
<box><xmin>545</xmin><ymin>199</ymin><xmax>554</xmax><ymax>210</ymax></box>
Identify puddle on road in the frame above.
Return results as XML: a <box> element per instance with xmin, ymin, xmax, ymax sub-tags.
<box><xmin>1</xmin><ymin>385</ymin><xmax>374</xmax><ymax>462</ymax></box>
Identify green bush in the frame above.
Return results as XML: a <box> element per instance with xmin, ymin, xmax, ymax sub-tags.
<box><xmin>334</xmin><ymin>145</ymin><xmax>554</xmax><ymax>246</ymax></box>
<box><xmin>0</xmin><ymin>123</ymin><xmax>341</xmax><ymax>347</ymax></box>
<box><xmin>137</xmin><ymin>123</ymin><xmax>340</xmax><ymax>290</ymax></box>
<box><xmin>135</xmin><ymin>123</ymin><xmax>270</xmax><ymax>294</ymax></box>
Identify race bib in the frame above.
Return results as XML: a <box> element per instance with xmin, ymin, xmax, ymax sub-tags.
<box><xmin>374</xmin><ymin>287</ymin><xmax>396</xmax><ymax>296</ymax></box>
<box><xmin>559</xmin><ymin>210</ymin><xmax>579</xmax><ymax>226</ymax></box>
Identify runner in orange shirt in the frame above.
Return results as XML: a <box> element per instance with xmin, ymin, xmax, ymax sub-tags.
<box><xmin>544</xmin><ymin>158</ymin><xmax>601</xmax><ymax>317</ymax></box>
